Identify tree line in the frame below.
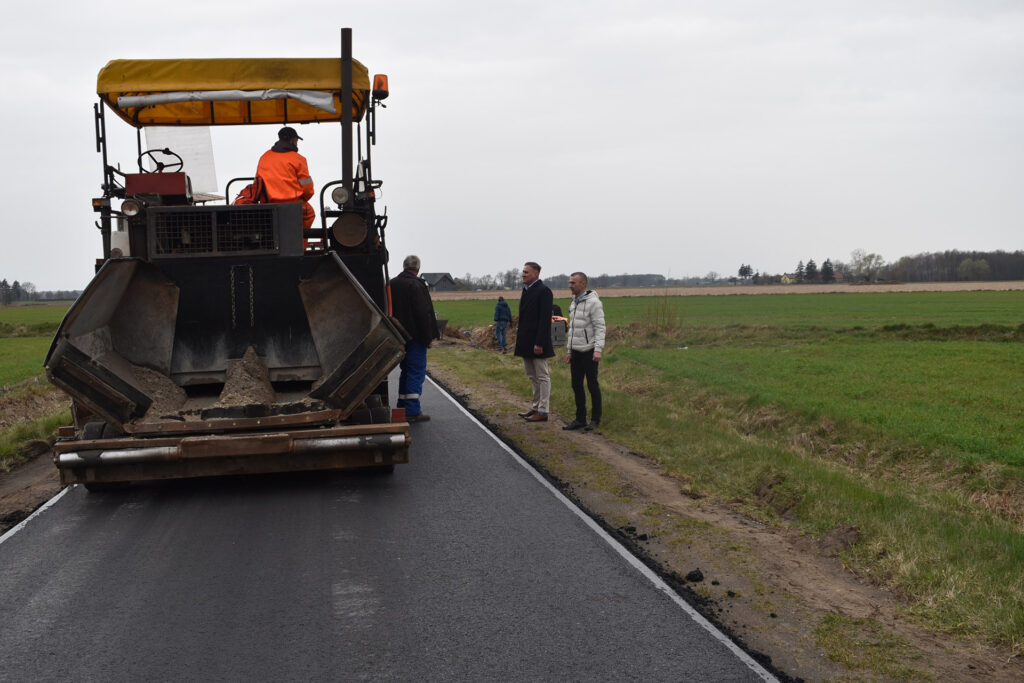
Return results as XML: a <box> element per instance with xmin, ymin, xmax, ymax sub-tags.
<box><xmin>451</xmin><ymin>249</ymin><xmax>1024</xmax><ymax>292</ymax></box>
<box><xmin>765</xmin><ymin>249</ymin><xmax>1024</xmax><ymax>284</ymax></box>
<box><xmin>0</xmin><ymin>279</ymin><xmax>82</xmax><ymax>305</ymax></box>
<box><xmin>456</xmin><ymin>269</ymin><xmax>706</xmax><ymax>291</ymax></box>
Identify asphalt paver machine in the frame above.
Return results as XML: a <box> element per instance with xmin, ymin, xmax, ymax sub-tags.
<box><xmin>45</xmin><ymin>29</ymin><xmax>412</xmax><ymax>489</ymax></box>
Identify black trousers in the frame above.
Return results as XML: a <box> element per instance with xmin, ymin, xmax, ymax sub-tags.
<box><xmin>570</xmin><ymin>349</ymin><xmax>602</xmax><ymax>423</ymax></box>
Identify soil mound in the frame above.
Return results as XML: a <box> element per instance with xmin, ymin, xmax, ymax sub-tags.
<box><xmin>132</xmin><ymin>364</ymin><xmax>187</xmax><ymax>418</ymax></box>
<box><xmin>215</xmin><ymin>346</ymin><xmax>275</xmax><ymax>407</ymax></box>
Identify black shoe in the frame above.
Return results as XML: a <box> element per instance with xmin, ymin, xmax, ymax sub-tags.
<box><xmin>407</xmin><ymin>414</ymin><xmax>431</xmax><ymax>422</ymax></box>
<box><xmin>562</xmin><ymin>420</ymin><xmax>586</xmax><ymax>431</ymax></box>
<box><xmin>583</xmin><ymin>421</ymin><xmax>600</xmax><ymax>432</ymax></box>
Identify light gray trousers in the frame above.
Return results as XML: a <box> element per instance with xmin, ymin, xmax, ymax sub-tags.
<box><xmin>522</xmin><ymin>357</ymin><xmax>551</xmax><ymax>413</ymax></box>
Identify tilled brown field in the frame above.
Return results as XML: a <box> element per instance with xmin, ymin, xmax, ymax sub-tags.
<box><xmin>432</xmin><ymin>280</ymin><xmax>1024</xmax><ymax>300</ymax></box>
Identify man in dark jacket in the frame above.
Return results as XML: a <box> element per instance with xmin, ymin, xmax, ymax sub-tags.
<box><xmin>389</xmin><ymin>255</ymin><xmax>440</xmax><ymax>422</ymax></box>
<box><xmin>493</xmin><ymin>296</ymin><xmax>512</xmax><ymax>353</ymax></box>
<box><xmin>514</xmin><ymin>261</ymin><xmax>554</xmax><ymax>422</ymax></box>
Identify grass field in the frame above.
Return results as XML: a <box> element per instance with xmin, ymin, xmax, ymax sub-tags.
<box><xmin>0</xmin><ymin>302</ymin><xmax>69</xmax><ymax>338</ymax></box>
<box><xmin>622</xmin><ymin>340</ymin><xmax>1024</xmax><ymax>467</ymax></box>
<box><xmin>0</xmin><ymin>303</ymin><xmax>68</xmax><ymax>385</ymax></box>
<box><xmin>430</xmin><ymin>288</ymin><xmax>1024</xmax><ymax>647</ymax></box>
<box><xmin>0</xmin><ymin>337</ymin><xmax>53</xmax><ymax>386</ymax></box>
<box><xmin>434</xmin><ymin>290</ymin><xmax>1024</xmax><ymax>330</ymax></box>
<box><xmin>0</xmin><ymin>303</ymin><xmax>71</xmax><ymax>469</ymax></box>
<box><xmin>436</xmin><ymin>290</ymin><xmax>1024</xmax><ymax>470</ymax></box>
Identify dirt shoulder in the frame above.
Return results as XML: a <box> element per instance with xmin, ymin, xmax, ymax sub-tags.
<box><xmin>0</xmin><ymin>452</ymin><xmax>61</xmax><ymax>536</ymax></box>
<box><xmin>0</xmin><ymin>381</ymin><xmax>67</xmax><ymax>535</ymax></box>
<box><xmin>428</xmin><ymin>353</ymin><xmax>1024</xmax><ymax>682</ymax></box>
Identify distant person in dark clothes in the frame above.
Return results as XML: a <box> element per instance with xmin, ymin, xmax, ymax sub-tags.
<box><xmin>515</xmin><ymin>261</ymin><xmax>554</xmax><ymax>422</ymax></box>
<box><xmin>563</xmin><ymin>271</ymin><xmax>605</xmax><ymax>432</ymax></box>
<box><xmin>389</xmin><ymin>255</ymin><xmax>440</xmax><ymax>422</ymax></box>
<box><xmin>493</xmin><ymin>296</ymin><xmax>512</xmax><ymax>352</ymax></box>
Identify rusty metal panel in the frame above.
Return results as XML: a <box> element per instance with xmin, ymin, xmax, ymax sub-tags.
<box><xmin>178</xmin><ymin>433</ymin><xmax>291</xmax><ymax>459</ymax></box>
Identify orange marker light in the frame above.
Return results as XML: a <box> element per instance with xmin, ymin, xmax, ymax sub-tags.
<box><xmin>373</xmin><ymin>74</ymin><xmax>389</xmax><ymax>100</ymax></box>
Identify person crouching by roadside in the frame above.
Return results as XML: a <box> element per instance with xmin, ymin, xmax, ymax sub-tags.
<box><xmin>562</xmin><ymin>271</ymin><xmax>605</xmax><ymax>432</ymax></box>
<box><xmin>515</xmin><ymin>261</ymin><xmax>554</xmax><ymax>422</ymax></box>
<box><xmin>493</xmin><ymin>296</ymin><xmax>512</xmax><ymax>353</ymax></box>
<box><xmin>389</xmin><ymin>255</ymin><xmax>440</xmax><ymax>422</ymax></box>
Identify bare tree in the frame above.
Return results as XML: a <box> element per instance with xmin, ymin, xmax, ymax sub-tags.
<box><xmin>849</xmin><ymin>249</ymin><xmax>886</xmax><ymax>282</ymax></box>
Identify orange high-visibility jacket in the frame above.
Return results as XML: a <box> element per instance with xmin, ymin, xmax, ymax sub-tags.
<box><xmin>256</xmin><ymin>148</ymin><xmax>315</xmax><ymax>204</ymax></box>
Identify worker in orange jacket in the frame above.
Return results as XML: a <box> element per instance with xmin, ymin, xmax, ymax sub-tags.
<box><xmin>256</xmin><ymin>127</ymin><xmax>315</xmax><ymax>229</ymax></box>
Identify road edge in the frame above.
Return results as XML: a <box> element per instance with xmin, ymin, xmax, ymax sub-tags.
<box><xmin>427</xmin><ymin>374</ymin><xmax>782</xmax><ymax>682</ymax></box>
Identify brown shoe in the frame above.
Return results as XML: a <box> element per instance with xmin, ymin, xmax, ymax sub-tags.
<box><xmin>525</xmin><ymin>412</ymin><xmax>548</xmax><ymax>422</ymax></box>
<box><xmin>518</xmin><ymin>409</ymin><xmax>537</xmax><ymax>419</ymax></box>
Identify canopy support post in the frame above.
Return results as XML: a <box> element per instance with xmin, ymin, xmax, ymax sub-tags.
<box><xmin>341</xmin><ymin>28</ymin><xmax>353</xmax><ymax>208</ymax></box>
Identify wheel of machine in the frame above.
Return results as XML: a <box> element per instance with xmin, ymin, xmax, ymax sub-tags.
<box><xmin>80</xmin><ymin>421</ymin><xmax>106</xmax><ymax>441</ymax></box>
<box><xmin>80</xmin><ymin>422</ymin><xmax>129</xmax><ymax>492</ymax></box>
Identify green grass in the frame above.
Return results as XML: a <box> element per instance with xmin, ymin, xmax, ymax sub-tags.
<box><xmin>815</xmin><ymin>614</ymin><xmax>928</xmax><ymax>680</ymax></box>
<box><xmin>0</xmin><ymin>302</ymin><xmax>69</xmax><ymax>338</ymax></box>
<box><xmin>0</xmin><ymin>410</ymin><xmax>70</xmax><ymax>472</ymax></box>
<box><xmin>0</xmin><ymin>305</ymin><xmax>70</xmax><ymax>469</ymax></box>
<box><xmin>621</xmin><ymin>340</ymin><xmax>1024</xmax><ymax>467</ymax></box>
<box><xmin>0</xmin><ymin>337</ymin><xmax>53</xmax><ymax>386</ymax></box>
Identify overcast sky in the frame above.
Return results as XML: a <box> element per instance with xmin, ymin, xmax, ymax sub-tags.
<box><xmin>2</xmin><ymin>1</ymin><xmax>1022</xmax><ymax>289</ymax></box>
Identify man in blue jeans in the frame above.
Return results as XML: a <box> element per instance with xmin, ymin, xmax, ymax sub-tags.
<box><xmin>493</xmin><ymin>296</ymin><xmax>512</xmax><ymax>352</ymax></box>
<box><xmin>388</xmin><ymin>255</ymin><xmax>440</xmax><ymax>422</ymax></box>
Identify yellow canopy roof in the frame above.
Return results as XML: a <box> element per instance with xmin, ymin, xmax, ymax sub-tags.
<box><xmin>97</xmin><ymin>58</ymin><xmax>372</xmax><ymax>127</ymax></box>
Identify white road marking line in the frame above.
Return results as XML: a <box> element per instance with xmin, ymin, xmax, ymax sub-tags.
<box><xmin>428</xmin><ymin>375</ymin><xmax>778</xmax><ymax>682</ymax></box>
<box><xmin>0</xmin><ymin>485</ymin><xmax>72</xmax><ymax>546</ymax></box>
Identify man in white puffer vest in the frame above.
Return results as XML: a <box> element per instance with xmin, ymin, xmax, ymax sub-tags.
<box><xmin>563</xmin><ymin>271</ymin><xmax>605</xmax><ymax>432</ymax></box>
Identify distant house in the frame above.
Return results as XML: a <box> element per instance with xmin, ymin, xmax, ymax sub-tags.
<box><xmin>780</xmin><ymin>274</ymin><xmax>797</xmax><ymax>284</ymax></box>
<box><xmin>420</xmin><ymin>272</ymin><xmax>458</xmax><ymax>292</ymax></box>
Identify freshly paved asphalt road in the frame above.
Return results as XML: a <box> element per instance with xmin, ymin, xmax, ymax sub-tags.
<box><xmin>0</xmin><ymin>376</ymin><xmax>773</xmax><ymax>682</ymax></box>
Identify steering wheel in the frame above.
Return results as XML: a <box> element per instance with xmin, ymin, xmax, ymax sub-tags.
<box><xmin>139</xmin><ymin>148</ymin><xmax>184</xmax><ymax>173</ymax></box>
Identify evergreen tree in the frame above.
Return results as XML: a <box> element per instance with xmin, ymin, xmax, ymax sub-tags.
<box><xmin>821</xmin><ymin>259</ymin><xmax>835</xmax><ymax>283</ymax></box>
<box><xmin>795</xmin><ymin>261</ymin><xmax>805</xmax><ymax>283</ymax></box>
<box><xmin>805</xmin><ymin>259</ymin><xmax>818</xmax><ymax>282</ymax></box>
